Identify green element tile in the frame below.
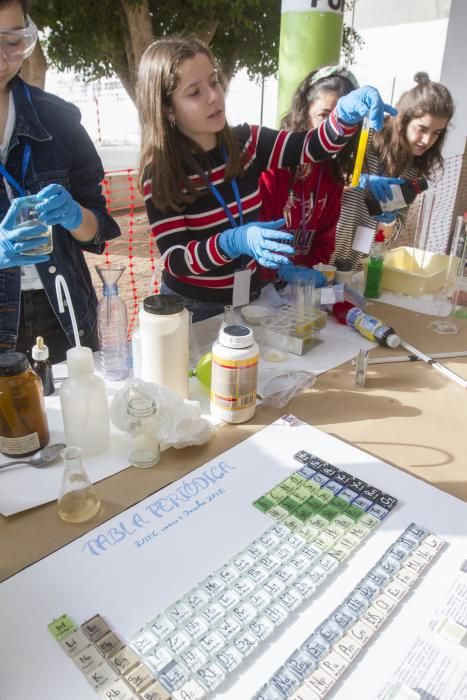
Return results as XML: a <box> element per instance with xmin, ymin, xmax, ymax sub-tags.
<box><xmin>314</xmin><ymin>532</ymin><xmax>334</xmax><ymax>551</ymax></box>
<box><xmin>314</xmin><ymin>489</ymin><xmax>334</xmax><ymax>504</ymax></box>
<box><xmin>299</xmin><ymin>524</ymin><xmax>320</xmax><ymax>542</ymax></box>
<box><xmin>333</xmin><ymin>514</ymin><xmax>355</xmax><ymax>530</ymax></box>
<box><xmin>253</xmin><ymin>496</ymin><xmax>276</xmax><ymax>513</ymax></box>
<box><xmin>280</xmin><ymin>495</ymin><xmax>302</xmax><ymax>514</ymax></box>
<box><xmin>48</xmin><ymin>615</ymin><xmax>77</xmax><ymax>639</ymax></box>
<box><xmin>330</xmin><ymin>497</ymin><xmax>349</xmax><ymax>513</ymax></box>
<box><xmin>359</xmin><ymin>513</ymin><xmax>380</xmax><ymax>530</ymax></box>
<box><xmin>293</xmin><ymin>503</ymin><xmax>315</xmax><ymax>523</ymax></box>
<box><xmin>321</xmin><ymin>524</ymin><xmax>344</xmax><ymax>540</ymax></box>
<box><xmin>283</xmin><ymin>515</ymin><xmax>302</xmax><ymax>531</ymax></box>
<box><xmin>293</xmin><ymin>485</ymin><xmax>313</xmax><ymax>502</ymax></box>
<box><xmin>282</xmin><ymin>475</ymin><xmax>307</xmax><ymax>493</ymax></box>
<box><xmin>305</xmin><ymin>496</ymin><xmax>325</xmax><ymax>513</ymax></box>
<box><xmin>348</xmin><ymin>524</ymin><xmax>370</xmax><ymax>540</ymax></box>
<box><xmin>277</xmin><ymin>479</ymin><xmax>296</xmax><ymax>494</ymax></box>
<box><xmin>319</xmin><ymin>505</ymin><xmax>340</xmax><ymax>522</ymax></box>
<box><xmin>267</xmin><ymin>506</ymin><xmax>288</xmax><ymax>521</ymax></box>
<box><xmin>309</xmin><ymin>514</ymin><xmax>328</xmax><ymax>529</ymax></box>
<box><xmin>344</xmin><ymin>504</ymin><xmax>365</xmax><ymax>522</ymax></box>
<box><xmin>268</xmin><ymin>486</ymin><xmax>289</xmax><ymax>503</ymax></box>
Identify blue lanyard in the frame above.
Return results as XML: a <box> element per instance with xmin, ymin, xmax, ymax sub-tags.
<box><xmin>0</xmin><ymin>84</ymin><xmax>32</xmax><ymax>197</ymax></box>
<box><xmin>203</xmin><ymin>147</ymin><xmax>244</xmax><ymax>227</ymax></box>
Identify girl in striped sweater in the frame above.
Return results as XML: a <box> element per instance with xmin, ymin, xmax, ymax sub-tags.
<box><xmin>137</xmin><ymin>35</ymin><xmax>393</xmax><ymax>321</ymax></box>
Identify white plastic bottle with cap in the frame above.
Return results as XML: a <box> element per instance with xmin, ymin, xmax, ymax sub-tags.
<box><xmin>59</xmin><ymin>346</ymin><xmax>110</xmax><ymax>456</ymax></box>
<box><xmin>210</xmin><ymin>324</ymin><xmax>259</xmax><ymax>423</ymax></box>
<box><xmin>139</xmin><ymin>294</ymin><xmax>189</xmax><ymax>398</ymax></box>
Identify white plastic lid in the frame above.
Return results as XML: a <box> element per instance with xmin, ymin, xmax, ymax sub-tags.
<box><xmin>219</xmin><ymin>324</ymin><xmax>254</xmax><ymax>349</ymax></box>
<box><xmin>66</xmin><ymin>346</ymin><xmax>94</xmax><ymax>377</ymax></box>
<box><xmin>386</xmin><ymin>333</ymin><xmax>401</xmax><ymax>348</ymax></box>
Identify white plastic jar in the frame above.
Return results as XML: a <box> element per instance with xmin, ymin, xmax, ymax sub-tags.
<box><xmin>210</xmin><ymin>324</ymin><xmax>259</xmax><ymax>424</ymax></box>
<box><xmin>139</xmin><ymin>295</ymin><xmax>189</xmax><ymax>398</ymax></box>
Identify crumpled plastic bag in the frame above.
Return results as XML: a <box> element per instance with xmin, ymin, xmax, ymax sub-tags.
<box><xmin>260</xmin><ymin>369</ymin><xmax>316</xmax><ymax>408</ymax></box>
<box><xmin>110</xmin><ymin>378</ymin><xmax>214</xmax><ymax>450</ymax></box>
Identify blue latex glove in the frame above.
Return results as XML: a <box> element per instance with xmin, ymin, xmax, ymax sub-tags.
<box><xmin>0</xmin><ymin>199</ymin><xmax>49</xmax><ymax>269</ymax></box>
<box><xmin>277</xmin><ymin>264</ymin><xmax>327</xmax><ymax>288</ymax></box>
<box><xmin>359</xmin><ymin>174</ymin><xmax>405</xmax><ymax>202</ymax></box>
<box><xmin>218</xmin><ymin>219</ymin><xmax>294</xmax><ymax>269</ymax></box>
<box><xmin>335</xmin><ymin>86</ymin><xmax>397</xmax><ymax>131</ymax></box>
<box><xmin>35</xmin><ymin>183</ymin><xmax>83</xmax><ymax>230</ymax></box>
<box><xmin>374</xmin><ymin>211</ymin><xmax>398</xmax><ymax>224</ymax></box>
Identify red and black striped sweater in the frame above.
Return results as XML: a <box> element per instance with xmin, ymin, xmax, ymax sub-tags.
<box><xmin>143</xmin><ymin>114</ymin><xmax>357</xmax><ymax>304</ymax></box>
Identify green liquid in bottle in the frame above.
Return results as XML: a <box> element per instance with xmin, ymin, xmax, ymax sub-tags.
<box><xmin>364</xmin><ymin>256</ymin><xmax>384</xmax><ymax>298</ymax></box>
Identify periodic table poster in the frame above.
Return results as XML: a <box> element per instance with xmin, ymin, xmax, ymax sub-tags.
<box><xmin>0</xmin><ymin>417</ymin><xmax>466</xmax><ymax>699</ymax></box>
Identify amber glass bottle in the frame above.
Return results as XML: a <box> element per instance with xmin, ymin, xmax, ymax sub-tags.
<box><xmin>0</xmin><ymin>352</ymin><xmax>50</xmax><ymax>457</ymax></box>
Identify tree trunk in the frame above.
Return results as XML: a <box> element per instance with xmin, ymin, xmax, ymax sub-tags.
<box><xmin>120</xmin><ymin>0</ymin><xmax>154</xmax><ymax>90</ymax></box>
<box><xmin>20</xmin><ymin>41</ymin><xmax>48</xmax><ymax>89</ymax></box>
<box><xmin>196</xmin><ymin>20</ymin><xmax>219</xmax><ymax>46</ymax></box>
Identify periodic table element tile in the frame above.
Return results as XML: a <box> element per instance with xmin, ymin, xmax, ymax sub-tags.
<box><xmin>253</xmin><ymin>495</ymin><xmax>277</xmax><ymax>513</ymax></box>
<box><xmin>95</xmin><ymin>631</ymin><xmax>123</xmax><ymax>658</ymax></box>
<box><xmin>255</xmin><ymin>682</ymin><xmax>288</xmax><ymax>699</ymax></box>
<box><xmin>81</xmin><ymin>614</ymin><xmax>111</xmax><ymax>643</ymax></box>
<box><xmin>48</xmin><ymin>614</ymin><xmax>77</xmax><ymax>640</ymax></box>
<box><xmin>320</xmin><ymin>648</ymin><xmax>350</xmax><ymax>679</ymax></box>
<box><xmin>124</xmin><ymin>662</ymin><xmax>154</xmax><ymax>692</ymax></box>
<box><xmin>349</xmin><ymin>619</ymin><xmax>376</xmax><ymax>646</ymax></box>
<box><xmin>304</xmin><ymin>666</ymin><xmax>337</xmax><ymax>698</ymax></box>
<box><xmin>172</xmin><ymin>679</ymin><xmax>207</xmax><ymax>699</ymax></box>
<box><xmin>139</xmin><ymin>679</ymin><xmax>172</xmax><ymax>700</ymax></box>
<box><xmin>86</xmin><ymin>662</ymin><xmax>118</xmax><ymax>691</ymax></box>
<box><xmin>73</xmin><ymin>643</ymin><xmax>105</xmax><ymax>674</ymax></box>
<box><xmin>98</xmin><ymin>677</ymin><xmax>136</xmax><ymax>700</ymax></box>
<box><xmin>290</xmin><ymin>685</ymin><xmax>322</xmax><ymax>700</ymax></box>
<box><xmin>58</xmin><ymin>628</ymin><xmax>89</xmax><ymax>657</ymax></box>
<box><xmin>108</xmin><ymin>645</ymin><xmax>140</xmax><ymax>675</ymax></box>
<box><xmin>129</xmin><ymin>628</ymin><xmax>159</xmax><ymax>655</ymax></box>
<box><xmin>270</xmin><ymin>665</ymin><xmax>302</xmax><ymax>696</ymax></box>
<box><xmin>332</xmin><ymin>633</ymin><xmax>363</xmax><ymax>662</ymax></box>
<box><xmin>294</xmin><ymin>450</ymin><xmax>313</xmax><ymax>463</ymax></box>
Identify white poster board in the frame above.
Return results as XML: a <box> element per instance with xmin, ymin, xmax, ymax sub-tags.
<box><xmin>0</xmin><ymin>418</ymin><xmax>466</xmax><ymax>699</ymax></box>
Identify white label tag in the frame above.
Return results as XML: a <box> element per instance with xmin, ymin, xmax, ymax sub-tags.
<box><xmin>320</xmin><ymin>287</ymin><xmax>336</xmax><ymax>305</ymax></box>
<box><xmin>352</xmin><ymin>225</ymin><xmax>375</xmax><ymax>254</ymax></box>
<box><xmin>232</xmin><ymin>269</ymin><xmax>252</xmax><ymax>308</ymax></box>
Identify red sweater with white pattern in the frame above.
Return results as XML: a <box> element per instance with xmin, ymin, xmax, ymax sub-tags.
<box><xmin>143</xmin><ymin>113</ymin><xmax>357</xmax><ymax>304</ymax></box>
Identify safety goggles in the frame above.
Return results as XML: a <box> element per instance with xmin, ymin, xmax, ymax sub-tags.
<box><xmin>0</xmin><ymin>17</ymin><xmax>38</xmax><ymax>61</ymax></box>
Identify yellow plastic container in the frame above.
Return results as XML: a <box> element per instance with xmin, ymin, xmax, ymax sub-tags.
<box><xmin>362</xmin><ymin>246</ymin><xmax>459</xmax><ymax>297</ymax></box>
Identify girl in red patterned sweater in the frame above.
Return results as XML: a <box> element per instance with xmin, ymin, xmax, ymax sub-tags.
<box><xmin>259</xmin><ymin>66</ymin><xmax>359</xmax><ymax>284</ymax></box>
<box><xmin>137</xmin><ymin>36</ymin><xmax>394</xmax><ymax>321</ymax></box>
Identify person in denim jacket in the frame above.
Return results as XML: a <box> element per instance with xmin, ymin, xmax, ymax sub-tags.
<box><xmin>0</xmin><ymin>0</ymin><xmax>120</xmax><ymax>363</ymax></box>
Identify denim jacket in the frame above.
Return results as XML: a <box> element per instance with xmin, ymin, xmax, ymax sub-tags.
<box><xmin>0</xmin><ymin>76</ymin><xmax>120</xmax><ymax>351</ymax></box>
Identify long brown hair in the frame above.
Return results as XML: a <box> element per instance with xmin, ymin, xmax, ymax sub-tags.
<box><xmin>371</xmin><ymin>72</ymin><xmax>454</xmax><ymax>178</ymax></box>
<box><xmin>137</xmin><ymin>35</ymin><xmax>243</xmax><ymax>213</ymax></box>
<box><xmin>281</xmin><ymin>68</ymin><xmax>359</xmax><ymax>184</ymax></box>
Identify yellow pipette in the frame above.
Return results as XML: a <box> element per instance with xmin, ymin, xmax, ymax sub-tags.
<box><xmin>351</xmin><ymin>115</ymin><xmax>370</xmax><ymax>187</ymax></box>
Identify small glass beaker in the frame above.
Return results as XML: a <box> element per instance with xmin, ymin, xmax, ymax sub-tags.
<box><xmin>57</xmin><ymin>446</ymin><xmax>101</xmax><ymax>523</ymax></box>
<box><xmin>127</xmin><ymin>396</ymin><xmax>160</xmax><ymax>468</ymax></box>
<box><xmin>14</xmin><ymin>194</ymin><xmax>53</xmax><ymax>256</ymax></box>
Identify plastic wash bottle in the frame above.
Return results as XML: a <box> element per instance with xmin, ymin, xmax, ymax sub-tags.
<box><xmin>59</xmin><ymin>346</ymin><xmax>110</xmax><ymax>456</ymax></box>
<box><xmin>210</xmin><ymin>324</ymin><xmax>259</xmax><ymax>423</ymax></box>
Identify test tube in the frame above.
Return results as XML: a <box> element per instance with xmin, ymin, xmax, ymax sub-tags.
<box><xmin>350</xmin><ymin>116</ymin><xmax>370</xmax><ymax>188</ymax></box>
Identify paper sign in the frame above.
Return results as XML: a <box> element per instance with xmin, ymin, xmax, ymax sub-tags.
<box><xmin>232</xmin><ymin>269</ymin><xmax>252</xmax><ymax>307</ymax></box>
<box><xmin>352</xmin><ymin>226</ymin><xmax>376</xmax><ymax>254</ymax></box>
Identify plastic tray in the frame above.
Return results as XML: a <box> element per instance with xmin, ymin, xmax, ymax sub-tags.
<box><xmin>362</xmin><ymin>246</ymin><xmax>458</xmax><ymax>297</ymax></box>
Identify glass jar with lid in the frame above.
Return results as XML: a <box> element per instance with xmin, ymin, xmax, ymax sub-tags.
<box><xmin>126</xmin><ymin>396</ymin><xmax>160</xmax><ymax>468</ymax></box>
<box><xmin>0</xmin><ymin>352</ymin><xmax>50</xmax><ymax>457</ymax></box>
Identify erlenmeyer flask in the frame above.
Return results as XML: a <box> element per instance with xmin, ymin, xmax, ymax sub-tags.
<box><xmin>57</xmin><ymin>446</ymin><xmax>101</xmax><ymax>523</ymax></box>
<box><xmin>95</xmin><ymin>265</ymin><xmax>130</xmax><ymax>380</ymax></box>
